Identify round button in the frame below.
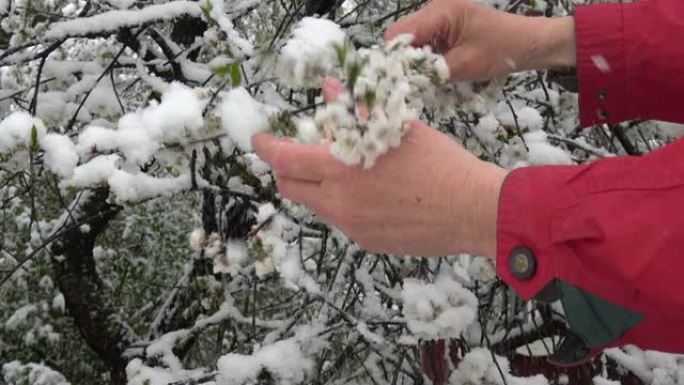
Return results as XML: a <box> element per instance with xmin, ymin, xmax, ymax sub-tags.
<box><xmin>508</xmin><ymin>247</ymin><xmax>536</xmax><ymax>280</ymax></box>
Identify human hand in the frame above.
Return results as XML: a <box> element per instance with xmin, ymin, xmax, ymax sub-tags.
<box><xmin>385</xmin><ymin>0</ymin><xmax>576</xmax><ymax>80</ymax></box>
<box><xmin>252</xmin><ymin>78</ymin><xmax>506</xmax><ymax>258</ymax></box>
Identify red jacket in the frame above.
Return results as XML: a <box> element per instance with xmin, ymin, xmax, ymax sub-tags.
<box><xmin>498</xmin><ymin>0</ymin><xmax>684</xmax><ymax>359</ymax></box>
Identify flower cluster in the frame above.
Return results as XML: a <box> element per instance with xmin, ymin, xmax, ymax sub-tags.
<box><xmin>278</xmin><ymin>18</ymin><xmax>450</xmax><ymax>168</ymax></box>
<box><xmin>189</xmin><ymin>203</ymin><xmax>321</xmax><ymax>294</ymax></box>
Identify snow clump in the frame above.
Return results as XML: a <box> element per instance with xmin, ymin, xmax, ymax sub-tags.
<box><xmin>401</xmin><ymin>272</ymin><xmax>477</xmax><ymax>339</ymax></box>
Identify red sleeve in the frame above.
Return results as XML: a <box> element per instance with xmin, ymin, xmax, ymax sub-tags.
<box><xmin>496</xmin><ymin>138</ymin><xmax>684</xmax><ymax>351</ymax></box>
<box><xmin>575</xmin><ymin>0</ymin><xmax>684</xmax><ymax>127</ymax></box>
<box><xmin>498</xmin><ymin>135</ymin><xmax>684</xmax><ymax>309</ymax></box>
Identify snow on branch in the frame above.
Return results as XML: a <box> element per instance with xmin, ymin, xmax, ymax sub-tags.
<box><xmin>44</xmin><ymin>1</ymin><xmax>202</xmax><ymax>40</ymax></box>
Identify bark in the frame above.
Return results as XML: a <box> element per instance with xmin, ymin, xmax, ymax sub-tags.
<box><xmin>306</xmin><ymin>0</ymin><xmax>340</xmax><ymax>16</ymax></box>
<box><xmin>50</xmin><ymin>188</ymin><xmax>139</xmax><ymax>385</ymax></box>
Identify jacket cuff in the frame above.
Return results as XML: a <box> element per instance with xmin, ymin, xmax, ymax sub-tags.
<box><xmin>575</xmin><ymin>2</ymin><xmax>643</xmax><ymax>127</ymax></box>
<box><xmin>496</xmin><ymin>165</ymin><xmax>580</xmax><ymax>299</ymax></box>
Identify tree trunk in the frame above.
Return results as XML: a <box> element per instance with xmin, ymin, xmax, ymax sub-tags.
<box><xmin>50</xmin><ymin>188</ymin><xmax>139</xmax><ymax>385</ymax></box>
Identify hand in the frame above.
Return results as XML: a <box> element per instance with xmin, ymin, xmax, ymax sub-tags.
<box><xmin>252</xmin><ymin>78</ymin><xmax>507</xmax><ymax>258</ymax></box>
<box><xmin>385</xmin><ymin>0</ymin><xmax>576</xmax><ymax>80</ymax></box>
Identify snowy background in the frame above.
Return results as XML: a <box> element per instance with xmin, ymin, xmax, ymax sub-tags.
<box><xmin>1</xmin><ymin>0</ymin><xmax>684</xmax><ymax>384</ymax></box>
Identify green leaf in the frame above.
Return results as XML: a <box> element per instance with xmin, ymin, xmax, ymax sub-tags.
<box><xmin>346</xmin><ymin>61</ymin><xmax>362</xmax><ymax>92</ymax></box>
<box><xmin>201</xmin><ymin>0</ymin><xmax>215</xmax><ymax>22</ymax></box>
<box><xmin>210</xmin><ymin>62</ymin><xmax>241</xmax><ymax>87</ymax></box>
<box><xmin>30</xmin><ymin>124</ymin><xmax>39</xmax><ymax>151</ymax></box>
<box><xmin>363</xmin><ymin>90</ymin><xmax>376</xmax><ymax>110</ymax></box>
<box><xmin>229</xmin><ymin>63</ymin><xmax>242</xmax><ymax>87</ymax></box>
<box><xmin>211</xmin><ymin>64</ymin><xmax>231</xmax><ymax>77</ymax></box>
<box><xmin>101</xmin><ymin>51</ymin><xmax>115</xmax><ymax>60</ymax></box>
<box><xmin>333</xmin><ymin>41</ymin><xmax>347</xmax><ymax>66</ymax></box>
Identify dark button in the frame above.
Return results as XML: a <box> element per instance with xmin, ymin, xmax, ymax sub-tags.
<box><xmin>508</xmin><ymin>247</ymin><xmax>536</xmax><ymax>280</ymax></box>
<box><xmin>596</xmin><ymin>90</ymin><xmax>608</xmax><ymax>100</ymax></box>
<box><xmin>597</xmin><ymin>109</ymin><xmax>609</xmax><ymax>119</ymax></box>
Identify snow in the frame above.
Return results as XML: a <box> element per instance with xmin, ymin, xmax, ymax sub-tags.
<box><xmin>604</xmin><ymin>347</ymin><xmax>653</xmax><ymax>383</ymax></box>
<box><xmin>108</xmin><ymin>171</ymin><xmax>191</xmax><ymax>202</ymax></box>
<box><xmin>466</xmin><ymin>255</ymin><xmax>496</xmax><ymax>282</ymax></box>
<box><xmin>61</xmin><ymin>153</ymin><xmax>190</xmax><ymax>201</ymax></box>
<box><xmin>2</xmin><ymin>361</ymin><xmax>71</xmax><ymax>385</ymax></box>
<box><xmin>136</xmin><ymin>59</ymin><xmax>169</xmax><ymax>93</ymax></box>
<box><xmin>125</xmin><ymin>359</ymin><xmax>175</xmax><ymax>385</ymax></box>
<box><xmin>449</xmin><ymin>348</ymin><xmax>548</xmax><ymax>385</ymax></box>
<box><xmin>202</xmin><ymin>0</ymin><xmax>254</xmax><ymax>56</ymax></box>
<box><xmin>76</xmin><ymin>125</ymin><xmax>126</xmax><ymax>155</ymax></box>
<box><xmin>76</xmin><ymin>82</ymin><xmax>205</xmax><ymax>165</ymax></box>
<box><xmin>218</xmin><ymin>18</ymin><xmax>254</xmax><ymax>57</ymax></box>
<box><xmin>475</xmin><ymin>114</ymin><xmax>501</xmax><ymax>145</ymax></box>
<box><xmin>657</xmin><ymin>122</ymin><xmax>684</xmax><ymax>139</ymax></box>
<box><xmin>356</xmin><ymin>321</ymin><xmax>385</xmax><ymax>344</ymax></box>
<box><xmin>256</xmin><ymin>202</ymin><xmax>277</xmax><ymax>223</ymax></box>
<box><xmin>38</xmin><ymin>275</ymin><xmax>54</xmax><ymax>290</ymax></box>
<box><xmin>524</xmin><ymin>130</ymin><xmax>574</xmax><ymax>165</ymax></box>
<box><xmin>5</xmin><ymin>304</ymin><xmax>37</xmax><ymax>329</ymax></box>
<box><xmin>253</xmin><ymin>215</ymin><xmax>288</xmax><ymax>278</ymax></box>
<box><xmin>44</xmin><ymin>60</ymin><xmax>103</xmax><ymax>82</ymax></box>
<box><xmin>355</xmin><ymin>266</ymin><xmax>384</xmax><ymax>318</ymax></box>
<box><xmin>107</xmin><ymin>0</ymin><xmax>135</xmax><ymax>9</ymax></box>
<box><xmin>591</xmin><ymin>55</ymin><xmax>611</xmax><ymax>74</ymax></box>
<box><xmin>52</xmin><ymin>293</ymin><xmax>65</xmax><ymax>312</ymax></box>
<box><xmin>278</xmin><ymin>17</ymin><xmax>346</xmax><ymax>88</ymax></box>
<box><xmin>82</xmin><ymin>78</ymin><xmax>121</xmax><ymax>118</ymax></box>
<box><xmin>604</xmin><ymin>346</ymin><xmax>684</xmax><ymax>385</ymax></box>
<box><xmin>213</xmin><ymin>239</ymin><xmax>248</xmax><ymax>275</ymax></box>
<box><xmin>219</xmin><ymin>87</ymin><xmax>272</xmax><ymax>152</ymax></box>
<box><xmin>40</xmin><ymin>134</ymin><xmax>79</xmax><ymax>178</ymax></box>
<box><xmin>180</xmin><ymin>60</ymin><xmax>212</xmax><ymax>84</ymax></box>
<box><xmin>401</xmin><ymin>272</ymin><xmax>477</xmax><ymax>339</ymax></box>
<box><xmin>0</xmin><ymin>111</ymin><xmax>46</xmax><ymax>153</ymax></box>
<box><xmin>62</xmin><ymin>154</ymin><xmax>120</xmax><ymax>188</ymax></box>
<box><xmin>279</xmin><ymin>247</ymin><xmax>321</xmax><ymax>294</ymax></box>
<box><xmin>294</xmin><ymin>117</ymin><xmax>321</xmax><ymax>144</ymax></box>
<box><xmin>35</xmin><ymin>91</ymin><xmax>68</xmax><ymax>122</ymax></box>
<box><xmin>593</xmin><ymin>377</ymin><xmax>621</xmax><ymax>385</ymax></box>
<box><xmin>189</xmin><ymin>228</ymin><xmax>206</xmax><ymax>252</ymax></box>
<box><xmin>496</xmin><ymin>104</ymin><xmax>544</xmax><ymax>132</ymax></box>
<box><xmin>216</xmin><ymin>338</ymin><xmax>313</xmax><ymax>385</ymax></box>
<box><xmin>45</xmin><ymin>1</ymin><xmax>202</xmax><ymax>39</ymax></box>
<box><xmin>216</xmin><ymin>354</ymin><xmax>260</xmax><ymax>384</ymax></box>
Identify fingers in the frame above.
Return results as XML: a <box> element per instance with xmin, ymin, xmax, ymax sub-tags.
<box><xmin>442</xmin><ymin>46</ymin><xmax>476</xmax><ymax>81</ymax></box>
<box><xmin>252</xmin><ymin>133</ymin><xmax>332</xmax><ymax>182</ymax></box>
<box><xmin>276</xmin><ymin>176</ymin><xmax>321</xmax><ymax>206</ymax></box>
<box><xmin>323</xmin><ymin>76</ymin><xmax>345</xmax><ymax>102</ymax></box>
<box><xmin>323</xmin><ymin>76</ymin><xmax>370</xmax><ymax>120</ymax></box>
<box><xmin>384</xmin><ymin>3</ymin><xmax>451</xmax><ymax>49</ymax></box>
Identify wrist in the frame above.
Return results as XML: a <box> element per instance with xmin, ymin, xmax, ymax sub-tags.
<box><xmin>470</xmin><ymin>163</ymin><xmax>507</xmax><ymax>259</ymax></box>
<box><xmin>526</xmin><ymin>16</ymin><xmax>577</xmax><ymax>70</ymax></box>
